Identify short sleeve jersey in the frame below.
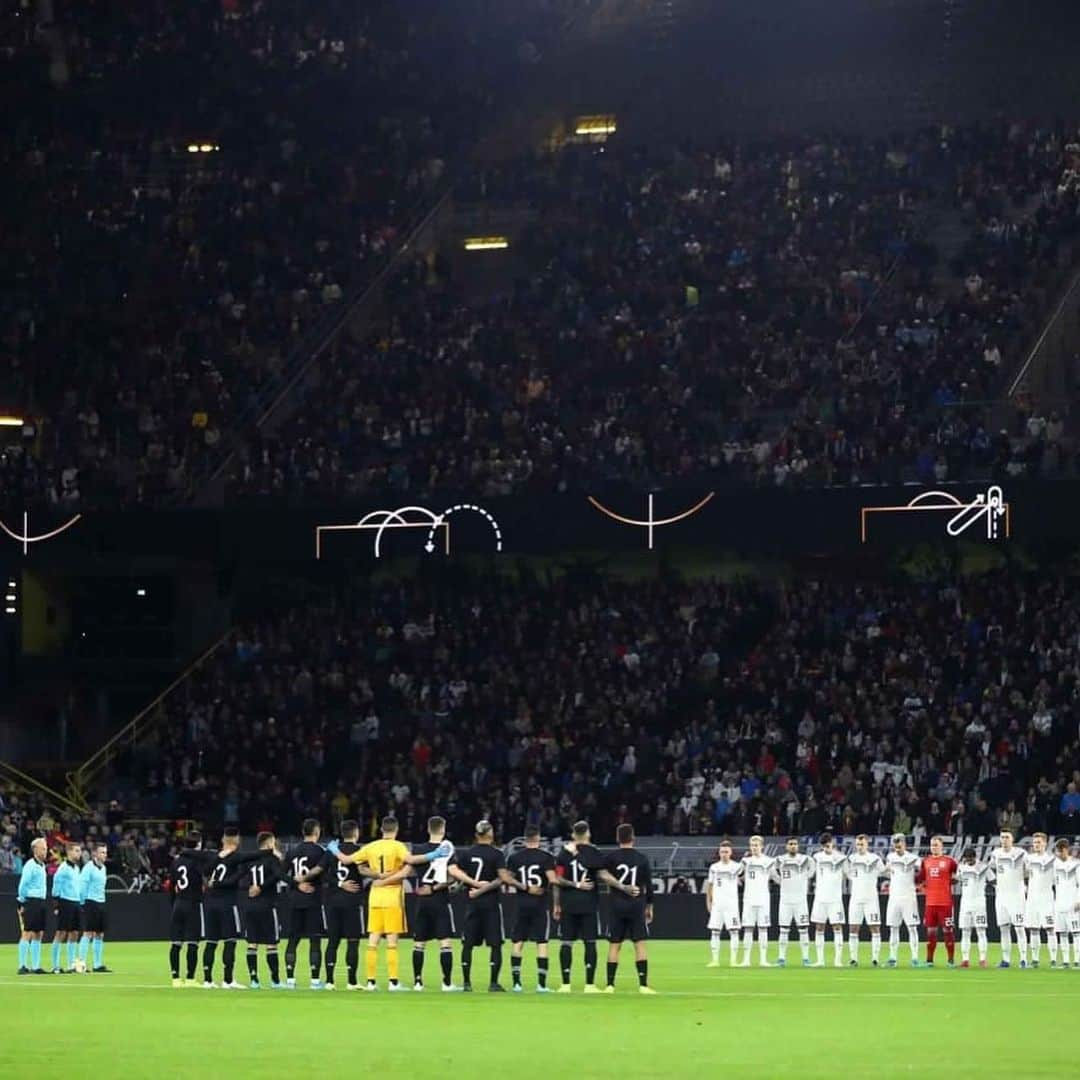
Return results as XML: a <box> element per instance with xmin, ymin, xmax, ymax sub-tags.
<box><xmin>605</xmin><ymin>848</ymin><xmax>653</xmax><ymax>909</ymax></box>
<box><xmin>506</xmin><ymin>848</ymin><xmax>556</xmax><ymax>904</ymax></box>
<box><xmin>458</xmin><ymin>844</ymin><xmax>506</xmax><ymax>908</ymax></box>
<box><xmin>706</xmin><ymin>860</ymin><xmax>742</xmax><ymax>906</ymax></box>
<box><xmin>353</xmin><ymin>839</ymin><xmax>410</xmax><ymax>910</ymax></box>
<box><xmin>556</xmin><ymin>844</ymin><xmax>606</xmax><ymax>914</ymax></box>
<box><xmin>921</xmin><ymin>855</ymin><xmax>958</xmax><ymax>907</ymax></box>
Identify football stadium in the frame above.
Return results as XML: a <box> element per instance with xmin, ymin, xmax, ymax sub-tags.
<box><xmin>5</xmin><ymin>1</ymin><xmax>1080</xmax><ymax>1076</ymax></box>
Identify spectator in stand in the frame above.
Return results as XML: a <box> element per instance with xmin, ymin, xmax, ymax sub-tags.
<box><xmin>234</xmin><ymin>122</ymin><xmax>1080</xmax><ymax>504</ymax></box>
<box><xmin>79</xmin><ymin>561</ymin><xmax>1080</xmax><ymax>844</ymax></box>
<box><xmin>2</xmin><ymin>0</ymin><xmax>592</xmax><ymax>509</ymax></box>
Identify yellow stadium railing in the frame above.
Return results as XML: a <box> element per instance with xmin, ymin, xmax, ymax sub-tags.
<box><xmin>0</xmin><ymin>759</ymin><xmax>86</xmax><ymax>817</ymax></box>
<box><xmin>66</xmin><ymin>631</ymin><xmax>234</xmax><ymax>811</ymax></box>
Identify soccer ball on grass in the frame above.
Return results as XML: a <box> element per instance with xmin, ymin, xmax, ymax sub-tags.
<box><xmin>73</xmin><ymin>959</ymin><xmax>87</xmax><ymax>974</ymax></box>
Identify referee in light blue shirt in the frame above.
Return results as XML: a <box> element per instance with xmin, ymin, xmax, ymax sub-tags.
<box><xmin>51</xmin><ymin>842</ymin><xmax>83</xmax><ymax>974</ymax></box>
<box><xmin>78</xmin><ymin>843</ymin><xmax>111</xmax><ymax>972</ymax></box>
<box><xmin>16</xmin><ymin>838</ymin><xmax>48</xmax><ymax>974</ymax></box>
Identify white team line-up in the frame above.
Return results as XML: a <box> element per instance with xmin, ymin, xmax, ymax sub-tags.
<box><xmin>704</xmin><ymin>833</ymin><xmax>1080</xmax><ymax>970</ymax></box>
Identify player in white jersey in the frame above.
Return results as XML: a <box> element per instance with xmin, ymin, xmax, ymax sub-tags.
<box><xmin>739</xmin><ymin>835</ymin><xmax>776</xmax><ymax>967</ymax></box>
<box><xmin>771</xmin><ymin>837</ymin><xmax>814</xmax><ymax>967</ymax></box>
<box><xmin>1024</xmin><ymin>832</ymin><xmax>1057</xmax><ymax>966</ymax></box>
<box><xmin>988</xmin><ymin>829</ymin><xmax>1028</xmax><ymax>968</ymax></box>
<box><xmin>884</xmin><ymin>833</ymin><xmax>922</xmax><ymax>967</ymax></box>
<box><xmin>957</xmin><ymin>847</ymin><xmax>993</xmax><ymax>967</ymax></box>
<box><xmin>705</xmin><ymin>841</ymin><xmax>743</xmax><ymax>967</ymax></box>
<box><xmin>1051</xmin><ymin>838</ymin><xmax>1080</xmax><ymax>968</ymax></box>
<box><xmin>810</xmin><ymin>832</ymin><xmax>847</xmax><ymax>967</ymax></box>
<box><xmin>845</xmin><ymin>835</ymin><xmax>884</xmax><ymax>966</ymax></box>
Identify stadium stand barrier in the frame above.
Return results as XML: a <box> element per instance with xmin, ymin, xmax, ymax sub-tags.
<box><xmin>65</xmin><ymin>633</ymin><xmax>234</xmax><ymax>810</ymax></box>
<box><xmin>0</xmin><ymin>760</ymin><xmax>85</xmax><ymax>818</ymax></box>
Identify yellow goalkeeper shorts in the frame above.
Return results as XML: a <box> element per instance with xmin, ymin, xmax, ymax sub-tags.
<box><xmin>368</xmin><ymin>907</ymin><xmax>406</xmax><ymax>935</ymax></box>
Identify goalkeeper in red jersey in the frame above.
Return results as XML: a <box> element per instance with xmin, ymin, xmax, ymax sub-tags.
<box><xmin>920</xmin><ymin>836</ymin><xmax>958</xmax><ymax>967</ymax></box>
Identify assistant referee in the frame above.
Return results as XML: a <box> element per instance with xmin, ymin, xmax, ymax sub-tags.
<box><xmin>16</xmin><ymin>837</ymin><xmax>48</xmax><ymax>974</ymax></box>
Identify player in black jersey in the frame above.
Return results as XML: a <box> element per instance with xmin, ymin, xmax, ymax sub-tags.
<box><xmin>168</xmin><ymin>832</ymin><xmax>217</xmax><ymax>986</ymax></box>
<box><xmin>603</xmin><ymin>824</ymin><xmax>656</xmax><ymax>994</ymax></box>
<box><xmin>553</xmin><ymin>821</ymin><xmax>608</xmax><ymax>992</ymax></box>
<box><xmin>239</xmin><ymin>832</ymin><xmax>287</xmax><ymax>989</ymax></box>
<box><xmin>366</xmin><ymin>815</ymin><xmax>462</xmax><ymax>992</ymax></box>
<box><xmin>203</xmin><ymin>828</ymin><xmax>265</xmax><ymax>988</ymax></box>
<box><xmin>505</xmin><ymin>825</ymin><xmax>557</xmax><ymax>992</ymax></box>
<box><xmin>449</xmin><ymin>820</ymin><xmax>514</xmax><ymax>992</ymax></box>
<box><xmin>407</xmin><ymin>816</ymin><xmax>459</xmax><ymax>992</ymax></box>
<box><xmin>320</xmin><ymin>820</ymin><xmax>373</xmax><ymax>990</ymax></box>
<box><xmin>282</xmin><ymin>819</ymin><xmax>328</xmax><ymax>989</ymax></box>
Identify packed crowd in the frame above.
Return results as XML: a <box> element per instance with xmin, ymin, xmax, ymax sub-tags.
<box><xmin>0</xmin><ymin>782</ymin><xmax>182</xmax><ymax>889</ymax></box>
<box><xmin>233</xmin><ymin>123</ymin><xmax>1080</xmax><ymax>502</ymax></box>
<box><xmin>104</xmin><ymin>564</ymin><xmax>1080</xmax><ymax>844</ymax></box>
<box><xmin>2</xmin><ymin>0</ymin><xmax>584</xmax><ymax>508</ymax></box>
<box><xmin>5</xmin><ymin>5</ymin><xmax>1080</xmax><ymax>508</ymax></box>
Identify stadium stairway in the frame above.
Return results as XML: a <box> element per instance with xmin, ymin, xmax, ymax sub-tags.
<box><xmin>190</xmin><ymin>4</ymin><xmax>608</xmax><ymax>509</ymax></box>
<box><xmin>0</xmin><ymin>759</ymin><xmax>84</xmax><ymax>820</ymax></box>
<box><xmin>64</xmin><ymin>631</ymin><xmax>233</xmax><ymax>812</ymax></box>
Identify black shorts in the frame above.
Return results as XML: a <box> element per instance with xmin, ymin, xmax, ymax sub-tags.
<box><xmin>413</xmin><ymin>900</ymin><xmax>454</xmax><ymax>942</ymax></box>
<box><xmin>325</xmin><ymin>904</ymin><xmax>365</xmax><ymax>940</ymax></box>
<box><xmin>18</xmin><ymin>898</ymin><xmax>47</xmax><ymax>934</ymax></box>
<box><xmin>170</xmin><ymin>900</ymin><xmax>204</xmax><ymax>942</ymax></box>
<box><xmin>204</xmin><ymin>901</ymin><xmax>243</xmax><ymax>941</ymax></box>
<box><xmin>463</xmin><ymin>904</ymin><xmax>504</xmax><ymax>947</ymax></box>
<box><xmin>243</xmin><ymin>907</ymin><xmax>281</xmax><ymax>946</ymax></box>
<box><xmin>608</xmin><ymin>904</ymin><xmax>649</xmax><ymax>943</ymax></box>
<box><xmin>55</xmin><ymin>899</ymin><xmax>81</xmax><ymax>933</ymax></box>
<box><xmin>287</xmin><ymin>904</ymin><xmax>327</xmax><ymax>938</ymax></box>
<box><xmin>511</xmin><ymin>902</ymin><xmax>551</xmax><ymax>943</ymax></box>
<box><xmin>82</xmin><ymin>900</ymin><xmax>107</xmax><ymax>935</ymax></box>
<box><xmin>559</xmin><ymin>910</ymin><xmax>601</xmax><ymax>942</ymax></box>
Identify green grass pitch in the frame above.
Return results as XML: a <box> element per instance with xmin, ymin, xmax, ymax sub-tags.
<box><xmin>1</xmin><ymin>940</ymin><xmax>1076</xmax><ymax>1077</ymax></box>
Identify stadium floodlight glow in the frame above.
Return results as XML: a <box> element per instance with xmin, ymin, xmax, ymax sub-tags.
<box><xmin>0</xmin><ymin>415</ymin><xmax>24</xmax><ymax>427</ymax></box>
<box><xmin>199</xmin><ymin>143</ymin><xmax>215</xmax><ymax>153</ymax></box>
<box><xmin>136</xmin><ymin>588</ymin><xmax>147</xmax><ymax>597</ymax></box>
<box><xmin>463</xmin><ymin>236</ymin><xmax>509</xmax><ymax>252</ymax></box>
<box><xmin>4</xmin><ymin>595</ymin><xmax>14</xmax><ymax>602</ymax></box>
<box><xmin>574</xmin><ymin>115</ymin><xmax>617</xmax><ymax>137</ymax></box>
<box><xmin>4</xmin><ymin>607</ymin><xmax>14</xmax><ymax>615</ymax></box>
<box><xmin>187</xmin><ymin>144</ymin><xmax>200</xmax><ymax>153</ymax></box>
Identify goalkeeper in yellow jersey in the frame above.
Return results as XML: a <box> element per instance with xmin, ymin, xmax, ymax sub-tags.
<box><xmin>328</xmin><ymin>814</ymin><xmax>449</xmax><ymax>990</ymax></box>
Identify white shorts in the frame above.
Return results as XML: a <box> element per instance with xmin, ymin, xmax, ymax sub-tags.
<box><xmin>848</xmin><ymin>899</ymin><xmax>881</xmax><ymax>928</ymax></box>
<box><xmin>1054</xmin><ymin>908</ymin><xmax>1080</xmax><ymax>934</ymax></box>
<box><xmin>778</xmin><ymin>901</ymin><xmax>809</xmax><ymax>928</ymax></box>
<box><xmin>958</xmin><ymin>906</ymin><xmax>988</xmax><ymax>931</ymax></box>
<box><xmin>995</xmin><ymin>898</ymin><xmax>1026</xmax><ymax>928</ymax></box>
<box><xmin>741</xmin><ymin>903</ymin><xmax>770</xmax><ymax>929</ymax></box>
<box><xmin>885</xmin><ymin>897</ymin><xmax>919</xmax><ymax>928</ymax></box>
<box><xmin>1023</xmin><ymin>904</ymin><xmax>1055</xmax><ymax>932</ymax></box>
<box><xmin>810</xmin><ymin>899</ymin><xmax>845</xmax><ymax>925</ymax></box>
<box><xmin>708</xmin><ymin>906</ymin><xmax>741</xmax><ymax>932</ymax></box>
